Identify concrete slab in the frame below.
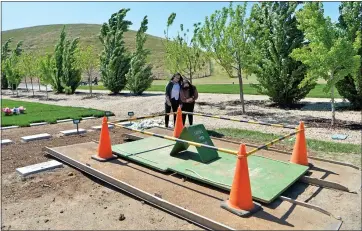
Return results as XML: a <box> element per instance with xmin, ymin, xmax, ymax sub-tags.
<box><xmin>82</xmin><ymin>116</ymin><xmax>96</xmax><ymax>120</ymax></box>
<box><xmin>60</xmin><ymin>128</ymin><xmax>87</xmax><ymax>136</ymax></box>
<box><xmin>21</xmin><ymin>133</ymin><xmax>52</xmax><ymax>142</ymax></box>
<box><xmin>57</xmin><ymin>119</ymin><xmax>73</xmax><ymax>123</ymax></box>
<box><xmin>16</xmin><ymin>160</ymin><xmax>63</xmax><ymax>177</ymax></box>
<box><xmin>30</xmin><ymin>122</ymin><xmax>48</xmax><ymax>127</ymax></box>
<box><xmin>1</xmin><ymin>125</ymin><xmax>19</xmax><ymax>130</ymax></box>
<box><xmin>1</xmin><ymin>139</ymin><xmax>13</xmax><ymax>145</ymax></box>
<box><xmin>91</xmin><ymin>124</ymin><xmax>114</xmax><ymax>130</ymax></box>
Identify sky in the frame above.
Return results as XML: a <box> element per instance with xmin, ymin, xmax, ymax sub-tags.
<box><xmin>1</xmin><ymin>1</ymin><xmax>341</xmax><ymax>38</ymax></box>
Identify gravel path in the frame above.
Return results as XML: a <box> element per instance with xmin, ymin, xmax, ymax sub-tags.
<box><xmin>2</xmin><ymin>89</ymin><xmax>361</xmax><ymax>145</ymax></box>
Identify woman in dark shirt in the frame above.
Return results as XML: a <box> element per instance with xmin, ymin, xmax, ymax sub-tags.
<box><xmin>165</xmin><ymin>73</ymin><xmax>183</xmax><ymax>127</ymax></box>
<box><xmin>180</xmin><ymin>78</ymin><xmax>198</xmax><ymax>126</ymax></box>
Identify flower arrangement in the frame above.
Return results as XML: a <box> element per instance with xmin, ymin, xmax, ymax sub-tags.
<box><xmin>2</xmin><ymin>106</ymin><xmax>26</xmax><ymax>116</ymax></box>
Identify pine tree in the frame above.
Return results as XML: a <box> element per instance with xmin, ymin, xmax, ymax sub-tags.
<box><xmin>1</xmin><ymin>38</ymin><xmax>12</xmax><ymax>89</ymax></box>
<box><xmin>99</xmin><ymin>9</ymin><xmax>132</xmax><ymax>94</ymax></box>
<box><xmin>54</xmin><ymin>26</ymin><xmax>66</xmax><ymax>93</ymax></box>
<box><xmin>1</xmin><ymin>39</ymin><xmax>23</xmax><ymax>90</ymax></box>
<box><xmin>247</xmin><ymin>2</ymin><xmax>316</xmax><ymax>107</ymax></box>
<box><xmin>126</xmin><ymin>16</ymin><xmax>154</xmax><ymax>95</ymax></box>
<box><xmin>53</xmin><ymin>26</ymin><xmax>81</xmax><ymax>94</ymax></box>
<box><xmin>62</xmin><ymin>38</ymin><xmax>82</xmax><ymax>94</ymax></box>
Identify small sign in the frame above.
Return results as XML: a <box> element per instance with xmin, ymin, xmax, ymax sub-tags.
<box><xmin>105</xmin><ymin>111</ymin><xmax>112</xmax><ymax>117</ymax></box>
<box><xmin>73</xmin><ymin>119</ymin><xmax>81</xmax><ymax>134</ymax></box>
<box><xmin>128</xmin><ymin>111</ymin><xmax>134</xmax><ymax>117</ymax></box>
<box><xmin>332</xmin><ymin>134</ymin><xmax>348</xmax><ymax>140</ymax></box>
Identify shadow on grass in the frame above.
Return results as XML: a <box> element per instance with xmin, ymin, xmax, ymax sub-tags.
<box><xmin>207</xmin><ymin>130</ymin><xmax>225</xmax><ymax>138</ymax></box>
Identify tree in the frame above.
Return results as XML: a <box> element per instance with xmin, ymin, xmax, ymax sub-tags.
<box><xmin>77</xmin><ymin>45</ymin><xmax>100</xmax><ymax>97</ymax></box>
<box><xmin>37</xmin><ymin>54</ymin><xmax>55</xmax><ymax>100</ymax></box>
<box><xmin>198</xmin><ymin>2</ymin><xmax>250</xmax><ymax>113</ymax></box>
<box><xmin>53</xmin><ymin>26</ymin><xmax>81</xmax><ymax>94</ymax></box>
<box><xmin>291</xmin><ymin>2</ymin><xmax>361</xmax><ymax>126</ymax></box>
<box><xmin>1</xmin><ymin>38</ymin><xmax>12</xmax><ymax>89</ymax></box>
<box><xmin>62</xmin><ymin>38</ymin><xmax>82</xmax><ymax>94</ymax></box>
<box><xmin>164</xmin><ymin>13</ymin><xmax>208</xmax><ymax>83</ymax></box>
<box><xmin>247</xmin><ymin>2</ymin><xmax>316</xmax><ymax>107</ymax></box>
<box><xmin>1</xmin><ymin>39</ymin><xmax>23</xmax><ymax>90</ymax></box>
<box><xmin>54</xmin><ymin>26</ymin><xmax>66</xmax><ymax>93</ymax></box>
<box><xmin>19</xmin><ymin>52</ymin><xmax>38</xmax><ymax>96</ymax></box>
<box><xmin>99</xmin><ymin>9</ymin><xmax>132</xmax><ymax>94</ymax></box>
<box><xmin>3</xmin><ymin>54</ymin><xmax>23</xmax><ymax>96</ymax></box>
<box><xmin>126</xmin><ymin>16</ymin><xmax>154</xmax><ymax>95</ymax></box>
<box><xmin>335</xmin><ymin>2</ymin><xmax>362</xmax><ymax>109</ymax></box>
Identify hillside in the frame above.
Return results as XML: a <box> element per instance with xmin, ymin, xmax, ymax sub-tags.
<box><xmin>1</xmin><ymin>24</ymin><xmax>169</xmax><ymax>78</ymax></box>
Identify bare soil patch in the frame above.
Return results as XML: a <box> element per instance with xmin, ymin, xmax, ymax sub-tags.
<box><xmin>1</xmin><ymin>125</ymin><xmax>198</xmax><ymax>230</ymax></box>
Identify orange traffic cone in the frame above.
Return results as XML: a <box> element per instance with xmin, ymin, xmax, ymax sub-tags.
<box><xmin>173</xmin><ymin>106</ymin><xmax>184</xmax><ymax>138</ymax></box>
<box><xmin>92</xmin><ymin>116</ymin><xmax>117</xmax><ymax>162</ymax></box>
<box><xmin>221</xmin><ymin>144</ymin><xmax>261</xmax><ymax>217</ymax></box>
<box><xmin>290</xmin><ymin>121</ymin><xmax>309</xmax><ymax>166</ymax></box>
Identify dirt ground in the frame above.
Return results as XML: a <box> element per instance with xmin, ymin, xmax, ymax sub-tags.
<box><xmin>1</xmin><ymin>123</ymin><xmax>199</xmax><ymax>230</ymax></box>
<box><xmin>1</xmin><ymin>121</ymin><xmax>361</xmax><ymax>230</ymax></box>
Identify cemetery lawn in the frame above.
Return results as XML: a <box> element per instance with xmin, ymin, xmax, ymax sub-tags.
<box><xmin>1</xmin><ymin>99</ymin><xmax>108</xmax><ymax>127</ymax></box>
<box><xmin>78</xmin><ymin>84</ymin><xmax>341</xmax><ymax>98</ymax></box>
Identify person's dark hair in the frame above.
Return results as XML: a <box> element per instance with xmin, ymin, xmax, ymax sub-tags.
<box><xmin>182</xmin><ymin>78</ymin><xmax>195</xmax><ymax>97</ymax></box>
<box><xmin>170</xmin><ymin>72</ymin><xmax>183</xmax><ymax>83</ymax></box>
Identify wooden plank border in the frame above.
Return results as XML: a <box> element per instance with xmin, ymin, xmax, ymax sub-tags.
<box><xmin>44</xmin><ymin>146</ymin><xmax>235</xmax><ymax>231</ymax></box>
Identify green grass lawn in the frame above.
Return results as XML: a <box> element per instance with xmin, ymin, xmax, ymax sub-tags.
<box><xmin>211</xmin><ymin>128</ymin><xmax>360</xmax><ymax>154</ymax></box>
<box><xmin>209</xmin><ymin>128</ymin><xmax>361</xmax><ymax>166</ymax></box>
<box><xmin>1</xmin><ymin>99</ymin><xmax>110</xmax><ymax>127</ymax></box>
<box><xmin>78</xmin><ymin>83</ymin><xmax>340</xmax><ymax>98</ymax></box>
<box><xmin>152</xmin><ymin>75</ymin><xmax>327</xmax><ymax>85</ymax></box>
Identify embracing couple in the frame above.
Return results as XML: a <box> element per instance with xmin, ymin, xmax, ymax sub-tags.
<box><xmin>164</xmin><ymin>72</ymin><xmax>199</xmax><ymax>128</ymax></box>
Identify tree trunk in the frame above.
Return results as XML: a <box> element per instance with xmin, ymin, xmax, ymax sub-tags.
<box><xmin>209</xmin><ymin>60</ymin><xmax>212</xmax><ymax>76</ymax></box>
<box><xmin>38</xmin><ymin>78</ymin><xmax>41</xmax><ymax>92</ymax></box>
<box><xmin>89</xmin><ymin>74</ymin><xmax>93</xmax><ymax>97</ymax></box>
<box><xmin>238</xmin><ymin>68</ymin><xmax>245</xmax><ymax>113</ymax></box>
<box><xmin>46</xmin><ymin>85</ymin><xmax>49</xmax><ymax>100</ymax></box>
<box><xmin>30</xmin><ymin>78</ymin><xmax>34</xmax><ymax>96</ymax></box>
<box><xmin>16</xmin><ymin>86</ymin><xmax>19</xmax><ymax>97</ymax></box>
<box><xmin>189</xmin><ymin>68</ymin><xmax>193</xmax><ymax>84</ymax></box>
<box><xmin>330</xmin><ymin>73</ymin><xmax>335</xmax><ymax>126</ymax></box>
<box><xmin>24</xmin><ymin>77</ymin><xmax>29</xmax><ymax>91</ymax></box>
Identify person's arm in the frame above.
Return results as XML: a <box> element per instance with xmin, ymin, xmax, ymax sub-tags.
<box><xmin>180</xmin><ymin>89</ymin><xmax>187</xmax><ymax>103</ymax></box>
<box><xmin>165</xmin><ymin>82</ymin><xmax>172</xmax><ymax>106</ymax></box>
<box><xmin>193</xmin><ymin>87</ymin><xmax>199</xmax><ymax>101</ymax></box>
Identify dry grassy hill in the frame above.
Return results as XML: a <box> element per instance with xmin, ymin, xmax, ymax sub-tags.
<box><xmin>1</xmin><ymin>24</ymin><xmax>171</xmax><ymax>79</ymax></box>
